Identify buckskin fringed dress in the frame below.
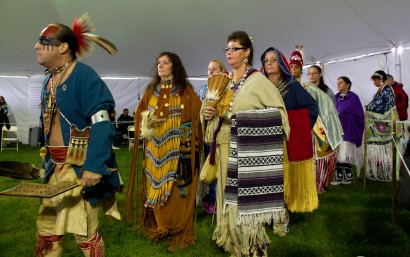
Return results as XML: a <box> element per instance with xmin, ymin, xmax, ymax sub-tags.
<box><xmin>212</xmin><ymin>70</ymin><xmax>289</xmax><ymax>256</ymax></box>
<box><xmin>124</xmin><ymin>81</ymin><xmax>202</xmax><ymax>251</ymax></box>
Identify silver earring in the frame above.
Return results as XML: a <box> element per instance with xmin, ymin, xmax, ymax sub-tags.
<box><xmin>244</xmin><ymin>58</ymin><xmax>248</xmax><ymax>64</ymax></box>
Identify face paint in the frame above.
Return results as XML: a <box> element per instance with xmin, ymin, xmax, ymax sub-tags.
<box><xmin>38</xmin><ymin>25</ymin><xmax>61</xmax><ymax>48</ymax></box>
<box><xmin>40</xmin><ymin>25</ymin><xmax>60</xmax><ymax>37</ymax></box>
<box><xmin>38</xmin><ymin>36</ymin><xmax>61</xmax><ymax>46</ymax></box>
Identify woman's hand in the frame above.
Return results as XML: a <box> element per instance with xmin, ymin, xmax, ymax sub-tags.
<box><xmin>203</xmin><ymin>106</ymin><xmax>216</xmax><ymax>120</ymax></box>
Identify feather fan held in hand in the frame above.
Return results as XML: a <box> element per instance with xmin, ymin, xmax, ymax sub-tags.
<box><xmin>205</xmin><ymin>73</ymin><xmax>231</xmax><ymax>109</ymax></box>
<box><xmin>140</xmin><ymin>110</ymin><xmax>159</xmax><ymax>140</ymax></box>
<box><xmin>72</xmin><ymin>13</ymin><xmax>118</xmax><ymax>57</ymax></box>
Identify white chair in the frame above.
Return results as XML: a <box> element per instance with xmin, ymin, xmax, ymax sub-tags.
<box><xmin>1</xmin><ymin>125</ymin><xmax>18</xmax><ymax>151</ymax></box>
<box><xmin>127</xmin><ymin>125</ymin><xmax>135</xmax><ymax>151</ymax></box>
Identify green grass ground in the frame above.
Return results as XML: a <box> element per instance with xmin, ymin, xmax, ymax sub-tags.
<box><xmin>0</xmin><ymin>145</ymin><xmax>410</xmax><ymax>257</ymax></box>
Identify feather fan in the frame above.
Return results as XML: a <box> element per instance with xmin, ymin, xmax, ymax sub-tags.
<box><xmin>140</xmin><ymin>110</ymin><xmax>159</xmax><ymax>140</ymax></box>
<box><xmin>205</xmin><ymin>73</ymin><xmax>231</xmax><ymax>108</ymax></box>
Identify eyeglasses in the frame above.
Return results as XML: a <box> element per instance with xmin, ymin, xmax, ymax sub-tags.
<box><xmin>223</xmin><ymin>47</ymin><xmax>246</xmax><ymax>53</ymax></box>
<box><xmin>263</xmin><ymin>58</ymin><xmax>277</xmax><ymax>64</ymax></box>
<box><xmin>307</xmin><ymin>72</ymin><xmax>319</xmax><ymax>76</ymax></box>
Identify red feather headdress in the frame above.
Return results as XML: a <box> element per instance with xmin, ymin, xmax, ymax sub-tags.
<box><xmin>72</xmin><ymin>13</ymin><xmax>118</xmax><ymax>57</ymax></box>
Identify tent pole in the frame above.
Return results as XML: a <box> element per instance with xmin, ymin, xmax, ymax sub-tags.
<box><xmin>363</xmin><ymin>112</ymin><xmax>368</xmax><ymax>189</ymax></box>
<box><xmin>392</xmin><ymin>117</ymin><xmax>397</xmax><ymax>225</ymax></box>
<box><xmin>395</xmin><ymin>49</ymin><xmax>402</xmax><ymax>83</ymax></box>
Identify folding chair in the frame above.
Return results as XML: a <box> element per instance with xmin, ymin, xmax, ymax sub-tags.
<box><xmin>1</xmin><ymin>125</ymin><xmax>18</xmax><ymax>151</ymax></box>
<box><xmin>127</xmin><ymin>125</ymin><xmax>135</xmax><ymax>151</ymax></box>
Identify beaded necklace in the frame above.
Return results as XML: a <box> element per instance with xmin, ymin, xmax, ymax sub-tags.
<box><xmin>43</xmin><ymin>60</ymin><xmax>74</xmax><ymax>135</ymax></box>
<box><xmin>45</xmin><ymin>59</ymin><xmax>75</xmax><ymax>75</ymax></box>
<box><xmin>228</xmin><ymin>66</ymin><xmax>256</xmax><ymax>113</ymax></box>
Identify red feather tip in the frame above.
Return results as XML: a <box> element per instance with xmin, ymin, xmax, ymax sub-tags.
<box><xmin>72</xmin><ymin>19</ymin><xmax>88</xmax><ymax>55</ymax></box>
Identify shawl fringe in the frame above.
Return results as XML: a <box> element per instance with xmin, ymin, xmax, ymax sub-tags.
<box><xmin>338</xmin><ymin>140</ymin><xmax>364</xmax><ymax>175</ymax></box>
<box><xmin>212</xmin><ymin>205</ymin><xmax>271</xmax><ymax>256</ymax></box>
<box><xmin>204</xmin><ymin>121</ymin><xmax>230</xmax><ymax>144</ymax></box>
<box><xmin>284</xmin><ymin>156</ymin><xmax>318</xmax><ymax>213</ymax></box>
<box><xmin>366</xmin><ymin>143</ymin><xmax>393</xmax><ymax>181</ymax></box>
<box><xmin>236</xmin><ymin>207</ymin><xmax>285</xmax><ymax>226</ymax></box>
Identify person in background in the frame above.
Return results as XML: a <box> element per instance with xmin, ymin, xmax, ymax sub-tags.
<box><xmin>288</xmin><ymin>51</ymin><xmax>304</xmax><ymax>83</ymax></box>
<box><xmin>117</xmin><ymin>108</ymin><xmax>134</xmax><ymax>135</ymax></box>
<box><xmin>333</xmin><ymin>76</ymin><xmax>365</xmax><ymax>185</ymax></box>
<box><xmin>301</xmin><ymin>64</ymin><xmax>343</xmax><ymax>193</ymax></box>
<box><xmin>197</xmin><ymin>59</ymin><xmax>225</xmax><ymax>215</ymax></box>
<box><xmin>124</xmin><ymin>52</ymin><xmax>202</xmax><ymax>252</ymax></box>
<box><xmin>386</xmin><ymin>74</ymin><xmax>408</xmax><ymax>121</ymax></box>
<box><xmin>109</xmin><ymin>109</ymin><xmax>122</xmax><ymax>149</ymax></box>
<box><xmin>0</xmin><ymin>104</ymin><xmax>10</xmax><ymax>143</ymax></box>
<box><xmin>34</xmin><ymin>13</ymin><xmax>121</xmax><ymax>256</ymax></box>
<box><xmin>0</xmin><ymin>96</ymin><xmax>11</xmax><ymax>117</ymax></box>
<box><xmin>196</xmin><ymin>59</ymin><xmax>226</xmax><ymax>101</ymax></box>
<box><xmin>261</xmin><ymin>47</ymin><xmax>318</xmax><ymax>237</ymax></box>
<box><xmin>207</xmin><ymin>31</ymin><xmax>289</xmax><ymax>257</ymax></box>
<box><xmin>0</xmin><ymin>96</ymin><xmax>11</xmax><ymax>144</ymax></box>
<box><xmin>308</xmin><ymin>65</ymin><xmax>336</xmax><ymax>104</ymax></box>
<box><xmin>366</xmin><ymin>70</ymin><xmax>396</xmax><ymax>181</ymax></box>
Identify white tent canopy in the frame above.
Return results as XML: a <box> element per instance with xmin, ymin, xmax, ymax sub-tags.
<box><xmin>1</xmin><ymin>0</ymin><xmax>410</xmax><ymax>144</ymax></box>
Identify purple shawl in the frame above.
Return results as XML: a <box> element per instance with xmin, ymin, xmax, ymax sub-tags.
<box><xmin>335</xmin><ymin>91</ymin><xmax>365</xmax><ymax>147</ymax></box>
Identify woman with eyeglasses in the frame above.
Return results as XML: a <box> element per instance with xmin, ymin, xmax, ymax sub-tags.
<box><xmin>308</xmin><ymin>65</ymin><xmax>336</xmax><ymax>104</ymax></box>
<box><xmin>124</xmin><ymin>52</ymin><xmax>203</xmax><ymax>251</ymax></box>
<box><xmin>260</xmin><ymin>47</ymin><xmax>318</xmax><ymax>237</ymax></box>
<box><xmin>302</xmin><ymin>66</ymin><xmax>343</xmax><ymax>193</ymax></box>
<box><xmin>203</xmin><ymin>31</ymin><xmax>289</xmax><ymax>256</ymax></box>
<box><xmin>365</xmin><ymin>70</ymin><xmax>396</xmax><ymax>181</ymax></box>
<box><xmin>333</xmin><ymin>76</ymin><xmax>365</xmax><ymax>185</ymax></box>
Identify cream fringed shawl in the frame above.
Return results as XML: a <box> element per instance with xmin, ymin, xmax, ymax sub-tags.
<box><xmin>231</xmin><ymin>72</ymin><xmax>289</xmax><ymax>139</ymax></box>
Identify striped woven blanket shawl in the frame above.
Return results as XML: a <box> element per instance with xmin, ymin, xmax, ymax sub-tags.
<box><xmin>225</xmin><ymin>108</ymin><xmax>285</xmax><ymax>225</ymax></box>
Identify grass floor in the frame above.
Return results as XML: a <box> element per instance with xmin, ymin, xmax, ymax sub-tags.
<box><xmin>0</xmin><ymin>145</ymin><xmax>410</xmax><ymax>257</ymax></box>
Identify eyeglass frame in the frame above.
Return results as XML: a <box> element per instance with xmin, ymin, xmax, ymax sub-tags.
<box><xmin>223</xmin><ymin>47</ymin><xmax>246</xmax><ymax>53</ymax></box>
<box><xmin>307</xmin><ymin>72</ymin><xmax>320</xmax><ymax>76</ymax></box>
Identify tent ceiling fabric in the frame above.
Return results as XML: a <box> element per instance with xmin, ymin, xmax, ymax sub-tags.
<box><xmin>1</xmin><ymin>0</ymin><xmax>410</xmax><ymax>77</ymax></box>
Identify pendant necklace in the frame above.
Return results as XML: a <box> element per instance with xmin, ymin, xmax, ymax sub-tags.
<box><xmin>43</xmin><ymin>59</ymin><xmax>74</xmax><ymax>135</ymax></box>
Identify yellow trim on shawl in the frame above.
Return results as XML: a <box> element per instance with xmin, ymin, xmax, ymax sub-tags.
<box><xmin>283</xmin><ymin>142</ymin><xmax>318</xmax><ymax>213</ymax></box>
<box><xmin>312</xmin><ymin>117</ymin><xmax>334</xmax><ymax>158</ymax></box>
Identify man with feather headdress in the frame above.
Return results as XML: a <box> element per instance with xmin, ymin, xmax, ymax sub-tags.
<box><xmin>34</xmin><ymin>13</ymin><xmax>120</xmax><ymax>257</ymax></box>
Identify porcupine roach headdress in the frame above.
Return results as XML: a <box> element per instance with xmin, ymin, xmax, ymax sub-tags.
<box><xmin>72</xmin><ymin>13</ymin><xmax>118</xmax><ymax>57</ymax></box>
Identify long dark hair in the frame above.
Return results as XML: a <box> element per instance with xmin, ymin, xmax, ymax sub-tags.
<box><xmin>227</xmin><ymin>31</ymin><xmax>254</xmax><ymax>66</ymax></box>
<box><xmin>310</xmin><ymin>65</ymin><xmax>330</xmax><ymax>93</ymax></box>
<box><xmin>147</xmin><ymin>52</ymin><xmax>190</xmax><ymax>96</ymax></box>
